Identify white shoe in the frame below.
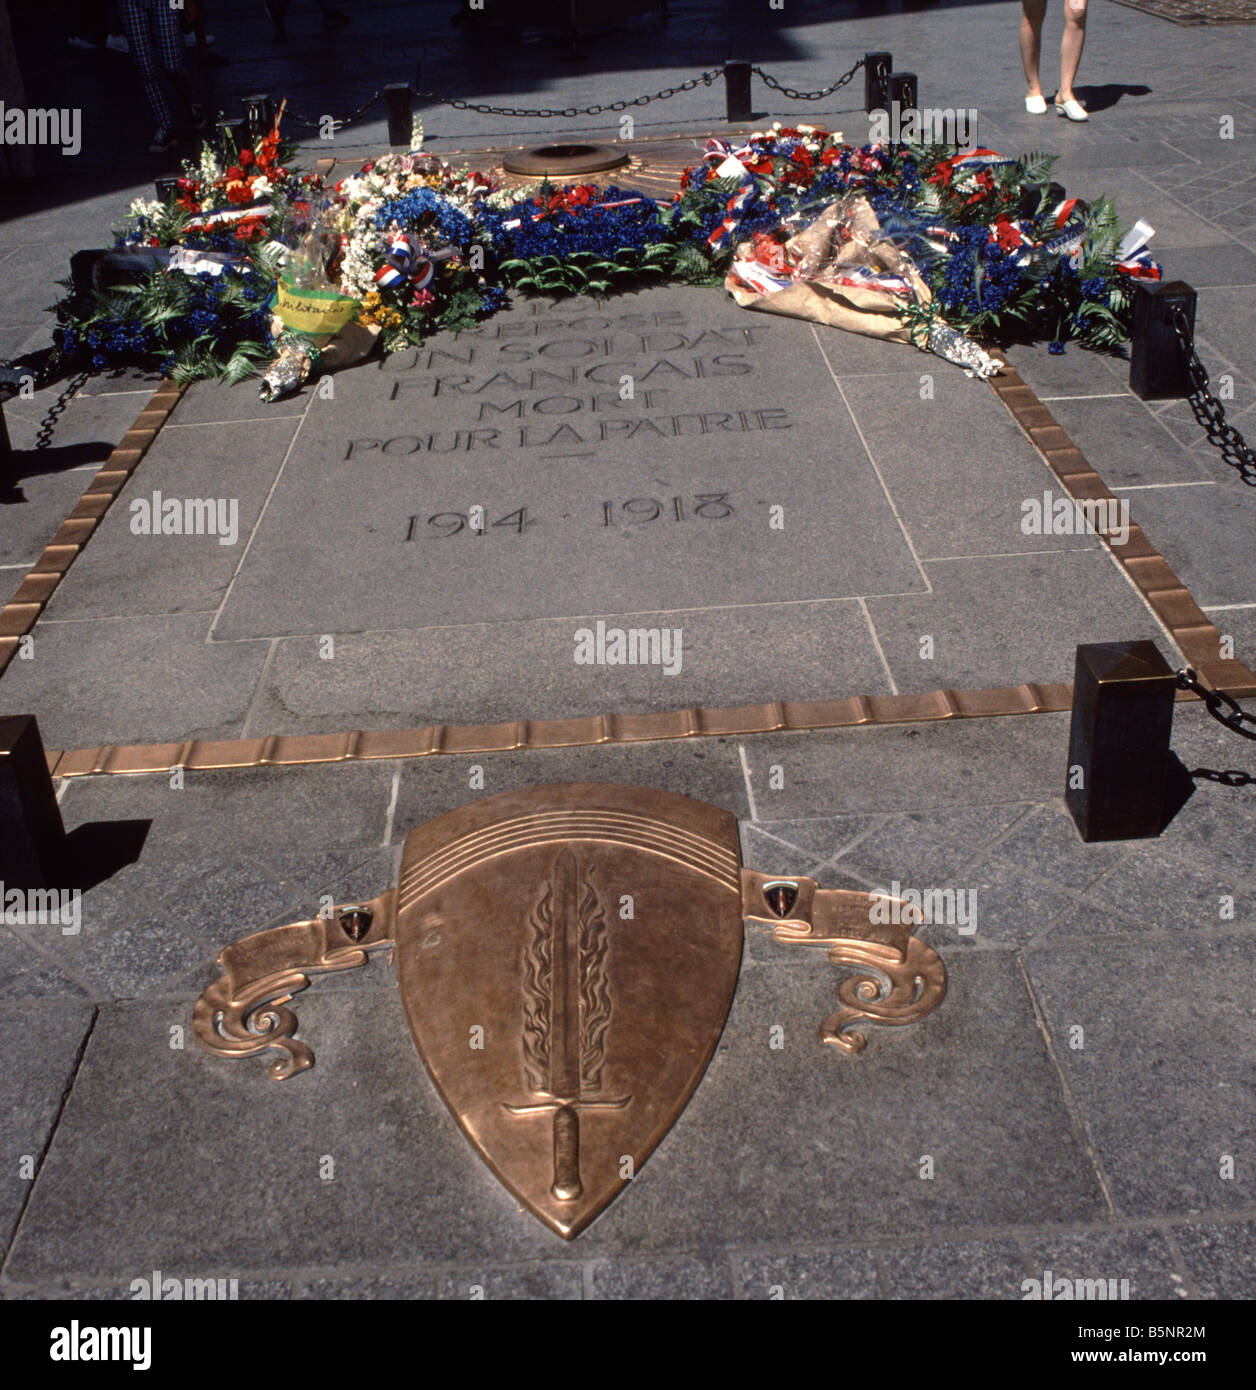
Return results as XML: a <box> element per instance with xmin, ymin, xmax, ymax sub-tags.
<box><xmin>1055</xmin><ymin>95</ymin><xmax>1089</xmax><ymax>122</ymax></box>
<box><xmin>1025</xmin><ymin>93</ymin><xmax>1047</xmax><ymax>114</ymax></box>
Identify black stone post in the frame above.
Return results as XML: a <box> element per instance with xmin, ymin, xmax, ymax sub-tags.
<box><xmin>888</xmin><ymin>71</ymin><xmax>918</xmax><ymax>117</ymax></box>
<box><xmin>217</xmin><ymin>118</ymin><xmax>248</xmax><ymax>161</ymax></box>
<box><xmin>1130</xmin><ymin>279</ymin><xmax>1197</xmax><ymax>401</ymax></box>
<box><xmin>0</xmin><ymin>715</ymin><xmax>66</xmax><ymax>889</ymax></box>
<box><xmin>384</xmin><ymin>83</ymin><xmax>413</xmax><ymax>148</ymax></box>
<box><xmin>864</xmin><ymin>51</ymin><xmax>892</xmax><ymax>114</ymax></box>
<box><xmin>724</xmin><ymin>60</ymin><xmax>752</xmax><ymax>123</ymax></box>
<box><xmin>154</xmin><ymin>176</ymin><xmax>180</xmax><ymax>203</ymax></box>
<box><xmin>0</xmin><ymin>396</ymin><xmax>11</xmax><ymax>472</ymax></box>
<box><xmin>242</xmin><ymin>94</ymin><xmax>274</xmax><ymax>145</ymax></box>
<box><xmin>1065</xmin><ymin>642</ymin><xmax>1177</xmax><ymax>842</ymax></box>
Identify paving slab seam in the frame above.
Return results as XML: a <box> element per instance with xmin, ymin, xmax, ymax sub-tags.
<box><xmin>1015</xmin><ymin>956</ymin><xmax>1120</xmax><ymax>1220</ymax></box>
<box><xmin>0</xmin><ymin>1006</ymin><xmax>99</xmax><ymax>1282</ymax></box>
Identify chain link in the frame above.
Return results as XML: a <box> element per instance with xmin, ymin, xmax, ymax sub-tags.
<box><xmin>750</xmin><ymin>57</ymin><xmax>864</xmax><ymax>102</ymax></box>
<box><xmin>1170</xmin><ymin>307</ymin><xmax>1256</xmax><ymax>488</ymax></box>
<box><xmin>1176</xmin><ymin>668</ymin><xmax>1256</xmax><ymax>741</ymax></box>
<box><xmin>254</xmin><ymin>59</ymin><xmax>866</xmax><ymax>132</ymax></box>
<box><xmin>410</xmin><ymin>65</ymin><xmax>725</xmax><ymax>120</ymax></box>
<box><xmin>286</xmin><ymin>89</ymin><xmax>386</xmax><ymax>130</ymax></box>
<box><xmin>0</xmin><ymin>356</ymin><xmax>87</xmax><ymax>452</ymax></box>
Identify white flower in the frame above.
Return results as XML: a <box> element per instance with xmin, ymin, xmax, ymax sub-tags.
<box><xmin>128</xmin><ymin>197</ymin><xmax>161</xmax><ymax>220</ymax></box>
<box><xmin>252</xmin><ymin>176</ymin><xmax>273</xmax><ymax>198</ymax></box>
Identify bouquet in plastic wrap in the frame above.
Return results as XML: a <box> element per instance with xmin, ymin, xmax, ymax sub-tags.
<box><xmin>724</xmin><ymin>193</ymin><xmax>1003</xmax><ymax>378</ymax></box>
<box><xmin>260</xmin><ymin>199</ymin><xmax>380</xmax><ymax>401</ymax></box>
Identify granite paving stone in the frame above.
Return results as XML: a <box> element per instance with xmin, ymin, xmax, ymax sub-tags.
<box><xmin>0</xmin><ymin>613</ymin><xmax>271</xmax><ymax>749</ymax></box>
<box><xmin>588</xmin><ymin>1254</ymin><xmax>733</xmax><ymax>1300</ymax></box>
<box><xmin>438</xmin><ymin>1263</ymin><xmax>584</xmax><ymax>1300</ymax></box>
<box><xmin>298</xmin><ymin>1273</ymin><xmax>436</xmax><ymax>1300</ymax></box>
<box><xmin>1019</xmin><ymin>1226</ymin><xmax>1190</xmax><ymax>1301</ymax></box>
<box><xmin>58</xmin><ymin>761</ymin><xmax>399</xmax><ymax>860</ymax></box>
<box><xmin>1046</xmin><ymin>397</ymin><xmax>1212</xmax><ymax>487</ymax></box>
<box><xmin>1172</xmin><ymin>1219</ymin><xmax>1256</xmax><ymax>1299</ymax></box>
<box><xmin>0</xmin><ymin>467</ymin><xmax>103</xmax><ymax>569</ymax></box>
<box><xmin>1084</xmin><ymin>853</ymin><xmax>1245</xmax><ymax>931</ymax></box>
<box><xmin>392</xmin><ymin>738</ymin><xmax>750</xmax><ymax>831</ymax></box>
<box><xmin>248</xmin><ymin>598</ymin><xmax>891</xmax><ymax>735</ymax></box>
<box><xmin>1022</xmin><ymin>937</ymin><xmax>1256</xmax><ymax>1219</ymax></box>
<box><xmin>42</xmin><ymin>416</ymin><xmax>303</xmax><ymax>621</ymax></box>
<box><xmin>731</xmin><ymin>1248</ymin><xmax>880</xmax><ymax>1300</ymax></box>
<box><xmin>878</xmin><ymin>1239</ymin><xmax>1028</xmax><ymax>1300</ymax></box>
<box><xmin>838</xmin><ymin>369</ymin><xmax>1098</xmax><ymax>561</ymax></box>
<box><xmin>867</xmin><ymin>553</ymin><xmax>1174</xmax><ymax>695</ymax></box>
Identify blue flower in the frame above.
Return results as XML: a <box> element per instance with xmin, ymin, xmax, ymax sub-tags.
<box><xmin>1048</xmin><ymin>340</ymin><xmax>1065</xmax><ymax>355</ymax></box>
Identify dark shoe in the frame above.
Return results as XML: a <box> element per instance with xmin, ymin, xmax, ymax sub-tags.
<box><xmin>264</xmin><ymin>0</ymin><xmax>287</xmax><ymax>36</ymax></box>
<box><xmin>149</xmin><ymin>128</ymin><xmax>177</xmax><ymax>154</ymax></box>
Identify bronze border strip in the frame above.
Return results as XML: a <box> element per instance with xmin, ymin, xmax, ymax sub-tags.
<box><xmin>986</xmin><ymin>354</ymin><xmax>1256</xmax><ymax>696</ymax></box>
<box><xmin>0</xmin><ymin>377</ymin><xmax>186</xmax><ymax>675</ymax></box>
<box><xmin>2</xmin><ymin>285</ymin><xmax>1252</xmax><ymax>777</ymax></box>
<box><xmin>46</xmin><ymin>682</ymin><xmax>1076</xmax><ymax>777</ymax></box>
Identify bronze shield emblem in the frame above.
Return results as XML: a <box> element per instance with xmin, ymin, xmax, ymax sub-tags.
<box><xmin>392</xmin><ymin>782</ymin><xmax>743</xmax><ymax>1238</ymax></box>
<box><xmin>194</xmin><ymin>779</ymin><xmax>947</xmax><ymax>1240</ymax></box>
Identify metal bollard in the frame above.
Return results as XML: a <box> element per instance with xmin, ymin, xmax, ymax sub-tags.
<box><xmin>724</xmin><ymin>59</ymin><xmax>753</xmax><ymax>123</ymax></box>
<box><xmin>1130</xmin><ymin>280</ymin><xmax>1197</xmax><ymax>401</ymax></box>
<box><xmin>864</xmin><ymin>52</ymin><xmax>892</xmax><ymax>114</ymax></box>
<box><xmin>1065</xmin><ymin>641</ymin><xmax>1177</xmax><ymax>842</ymax></box>
<box><xmin>217</xmin><ymin>117</ymin><xmax>248</xmax><ymax>160</ymax></box>
<box><xmin>888</xmin><ymin>71</ymin><xmax>918</xmax><ymax>116</ymax></box>
<box><xmin>0</xmin><ymin>715</ymin><xmax>67</xmax><ymax>889</ymax></box>
<box><xmin>384</xmin><ymin>83</ymin><xmax>413</xmax><ymax>148</ymax></box>
<box><xmin>242</xmin><ymin>94</ymin><xmax>275</xmax><ymax>145</ymax></box>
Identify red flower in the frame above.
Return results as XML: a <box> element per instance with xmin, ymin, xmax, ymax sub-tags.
<box><xmin>360</xmin><ymin>160</ymin><xmax>376</xmax><ymax>174</ymax></box>
<box><xmin>993</xmin><ymin>216</ymin><xmax>1023</xmax><ymax>252</ymax></box>
<box><xmin>238</xmin><ymin>148</ymin><xmax>254</xmax><ymax>167</ymax></box>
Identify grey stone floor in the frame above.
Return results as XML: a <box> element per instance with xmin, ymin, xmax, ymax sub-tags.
<box><xmin>2</xmin><ymin>0</ymin><xmax>1256</xmax><ymax>1300</ymax></box>
<box><xmin>1</xmin><ymin>704</ymin><xmax>1254</xmax><ymax>1300</ymax></box>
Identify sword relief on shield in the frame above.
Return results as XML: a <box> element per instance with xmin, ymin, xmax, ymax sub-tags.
<box><xmin>503</xmin><ymin>847</ymin><xmax>631</xmax><ymax>1202</ymax></box>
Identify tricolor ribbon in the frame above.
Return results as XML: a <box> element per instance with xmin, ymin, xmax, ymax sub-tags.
<box><xmin>1115</xmin><ymin>219</ymin><xmax>1161</xmax><ymax>280</ymax></box>
<box><xmin>373</xmin><ymin>232</ymin><xmax>435</xmax><ymax>291</ymax></box>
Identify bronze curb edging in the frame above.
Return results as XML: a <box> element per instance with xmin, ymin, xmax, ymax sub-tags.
<box><xmin>986</xmin><ymin>355</ymin><xmax>1256</xmax><ymax>698</ymax></box>
<box><xmin>0</xmin><ymin>378</ymin><xmax>187</xmax><ymax>673</ymax></box>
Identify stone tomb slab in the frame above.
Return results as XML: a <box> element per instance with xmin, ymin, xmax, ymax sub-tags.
<box><xmin>214</xmin><ymin>288</ymin><xmax>926</xmax><ymax>641</ymax></box>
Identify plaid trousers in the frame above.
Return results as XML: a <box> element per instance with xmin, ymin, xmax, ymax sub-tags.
<box><xmin>118</xmin><ymin>0</ymin><xmax>192</xmax><ymax>135</ymax></box>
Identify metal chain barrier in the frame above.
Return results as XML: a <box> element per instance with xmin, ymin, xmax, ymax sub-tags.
<box><xmin>750</xmin><ymin>57</ymin><xmax>865</xmax><ymax>102</ymax></box>
<box><xmin>0</xmin><ymin>357</ymin><xmax>88</xmax><ymax>452</ymax></box>
<box><xmin>286</xmin><ymin>89</ymin><xmax>387</xmax><ymax>130</ymax></box>
<box><xmin>283</xmin><ymin>59</ymin><xmax>864</xmax><ymax>129</ymax></box>
<box><xmin>409</xmin><ymin>65</ymin><xmax>726</xmax><ymax>120</ymax></box>
<box><xmin>1177</xmin><ymin>667</ymin><xmax>1256</xmax><ymax>741</ymax></box>
<box><xmin>1171</xmin><ymin>307</ymin><xmax>1256</xmax><ymax>487</ymax></box>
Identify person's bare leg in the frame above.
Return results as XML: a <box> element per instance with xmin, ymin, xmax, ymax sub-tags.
<box><xmin>1020</xmin><ymin>0</ymin><xmax>1047</xmax><ymax>97</ymax></box>
<box><xmin>1058</xmin><ymin>0</ymin><xmax>1087</xmax><ymax>102</ymax></box>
